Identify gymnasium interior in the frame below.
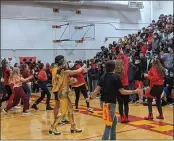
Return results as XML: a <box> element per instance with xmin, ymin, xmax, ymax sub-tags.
<box><xmin>1</xmin><ymin>1</ymin><xmax>174</xmax><ymax>140</ymax></box>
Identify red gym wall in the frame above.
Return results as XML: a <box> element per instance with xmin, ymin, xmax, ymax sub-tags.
<box><xmin>19</xmin><ymin>57</ymin><xmax>36</xmax><ymax>63</ymax></box>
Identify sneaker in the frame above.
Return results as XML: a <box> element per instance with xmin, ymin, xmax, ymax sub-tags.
<box><xmin>46</xmin><ymin>105</ymin><xmax>54</xmax><ymax>110</ymax></box>
<box><xmin>139</xmin><ymin>99</ymin><xmax>144</xmax><ymax>104</ymax></box>
<box><xmin>58</xmin><ymin>121</ymin><xmax>65</xmax><ymax>125</ymax></box>
<box><xmin>31</xmin><ymin>104</ymin><xmax>38</xmax><ymax>110</ymax></box>
<box><xmin>61</xmin><ymin>119</ymin><xmax>70</xmax><ymax>124</ymax></box>
<box><xmin>3</xmin><ymin>108</ymin><xmax>8</xmax><ymax>114</ymax></box>
<box><xmin>135</xmin><ymin>100</ymin><xmax>139</xmax><ymax>104</ymax></box>
<box><xmin>70</xmin><ymin>128</ymin><xmax>82</xmax><ymax>133</ymax></box>
<box><xmin>13</xmin><ymin>106</ymin><xmax>21</xmax><ymax>110</ymax></box>
<box><xmin>124</xmin><ymin>116</ymin><xmax>130</xmax><ymax>123</ymax></box>
<box><xmin>74</xmin><ymin>109</ymin><xmax>79</xmax><ymax>112</ymax></box>
<box><xmin>120</xmin><ymin>116</ymin><xmax>125</xmax><ymax>123</ymax></box>
<box><xmin>144</xmin><ymin>113</ymin><xmax>153</xmax><ymax>120</ymax></box>
<box><xmin>87</xmin><ymin>108</ymin><xmax>93</xmax><ymax>113</ymax></box>
<box><xmin>156</xmin><ymin>114</ymin><xmax>164</xmax><ymax>119</ymax></box>
<box><xmin>49</xmin><ymin>129</ymin><xmax>61</xmax><ymax>135</ymax></box>
<box><xmin>22</xmin><ymin>111</ymin><xmax>30</xmax><ymax>115</ymax></box>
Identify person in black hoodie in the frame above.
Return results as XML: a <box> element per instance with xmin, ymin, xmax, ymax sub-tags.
<box><xmin>88</xmin><ymin>63</ymin><xmax>99</xmax><ymax>92</ymax></box>
<box><xmin>32</xmin><ymin>65</ymin><xmax>39</xmax><ymax>93</ymax></box>
<box><xmin>128</xmin><ymin>56</ymin><xmax>136</xmax><ymax>102</ymax></box>
<box><xmin>134</xmin><ymin>57</ymin><xmax>143</xmax><ymax>103</ymax></box>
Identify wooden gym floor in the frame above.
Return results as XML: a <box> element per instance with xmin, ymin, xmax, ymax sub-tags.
<box><xmin>1</xmin><ymin>93</ymin><xmax>174</xmax><ymax>140</ymax></box>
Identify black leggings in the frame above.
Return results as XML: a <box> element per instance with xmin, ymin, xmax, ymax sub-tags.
<box><xmin>74</xmin><ymin>84</ymin><xmax>89</xmax><ymax>109</ymax></box>
<box><xmin>32</xmin><ymin>83</ymin><xmax>39</xmax><ymax>93</ymax></box>
<box><xmin>147</xmin><ymin>85</ymin><xmax>163</xmax><ymax>115</ymax></box>
<box><xmin>117</xmin><ymin>94</ymin><xmax>129</xmax><ymax>117</ymax></box>
<box><xmin>117</xmin><ymin>86</ymin><xmax>129</xmax><ymax>117</ymax></box>
<box><xmin>5</xmin><ymin>85</ymin><xmax>12</xmax><ymax>100</ymax></box>
<box><xmin>34</xmin><ymin>82</ymin><xmax>51</xmax><ymax>105</ymax></box>
<box><xmin>53</xmin><ymin>92</ymin><xmax>59</xmax><ymax>101</ymax></box>
<box><xmin>0</xmin><ymin>83</ymin><xmax>9</xmax><ymax>106</ymax></box>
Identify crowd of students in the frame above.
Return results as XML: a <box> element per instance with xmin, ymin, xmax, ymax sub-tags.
<box><xmin>0</xmin><ymin>14</ymin><xmax>173</xmax><ymax>139</ymax></box>
<box><xmin>85</xmin><ymin>14</ymin><xmax>174</xmax><ymax>140</ymax></box>
<box><xmin>0</xmin><ymin>58</ymin><xmax>92</xmax><ymax>114</ymax></box>
<box><xmin>87</xmin><ymin>13</ymin><xmax>174</xmax><ymax>106</ymax></box>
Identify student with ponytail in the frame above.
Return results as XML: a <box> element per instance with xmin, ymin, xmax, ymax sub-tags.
<box><xmin>143</xmin><ymin>58</ymin><xmax>165</xmax><ymax>120</ymax></box>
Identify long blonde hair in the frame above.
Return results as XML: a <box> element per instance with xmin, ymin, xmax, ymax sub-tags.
<box><xmin>115</xmin><ymin>59</ymin><xmax>124</xmax><ymax>79</ymax></box>
<box><xmin>11</xmin><ymin>67</ymin><xmax>20</xmax><ymax>76</ymax></box>
<box><xmin>9</xmin><ymin>67</ymin><xmax>20</xmax><ymax>83</ymax></box>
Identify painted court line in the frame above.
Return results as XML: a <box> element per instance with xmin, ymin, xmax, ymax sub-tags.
<box><xmin>30</xmin><ymin>95</ymin><xmax>174</xmax><ymax>137</ymax></box>
<box><xmin>80</xmin><ymin>128</ymin><xmax>139</xmax><ymax>140</ymax></box>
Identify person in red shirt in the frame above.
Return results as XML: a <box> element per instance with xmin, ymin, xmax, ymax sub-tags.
<box><xmin>4</xmin><ymin>67</ymin><xmax>33</xmax><ymax>115</ymax></box>
<box><xmin>2</xmin><ymin>61</ymin><xmax>13</xmax><ymax>103</ymax></box>
<box><xmin>143</xmin><ymin>59</ymin><xmax>165</xmax><ymax>120</ymax></box>
<box><xmin>69</xmin><ymin>63</ymin><xmax>93</xmax><ymax>113</ymax></box>
<box><xmin>141</xmin><ymin>43</ymin><xmax>147</xmax><ymax>56</ymax></box>
<box><xmin>116</xmin><ymin>47</ymin><xmax>130</xmax><ymax>123</ymax></box>
<box><xmin>21</xmin><ymin>64</ymin><xmax>32</xmax><ymax>98</ymax></box>
<box><xmin>31</xmin><ymin>63</ymin><xmax>53</xmax><ymax>110</ymax></box>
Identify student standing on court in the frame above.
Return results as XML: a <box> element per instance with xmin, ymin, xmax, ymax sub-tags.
<box><xmin>49</xmin><ymin>55</ymin><xmax>87</xmax><ymax>135</ymax></box>
<box><xmin>69</xmin><ymin>62</ymin><xmax>93</xmax><ymax>113</ymax></box>
<box><xmin>87</xmin><ymin>60</ymin><xmax>140</xmax><ymax>140</ymax></box>
<box><xmin>4</xmin><ymin>67</ymin><xmax>33</xmax><ymax>115</ymax></box>
<box><xmin>31</xmin><ymin>63</ymin><xmax>53</xmax><ymax>110</ymax></box>
<box><xmin>115</xmin><ymin>47</ymin><xmax>130</xmax><ymax>123</ymax></box>
<box><xmin>143</xmin><ymin>59</ymin><xmax>165</xmax><ymax>120</ymax></box>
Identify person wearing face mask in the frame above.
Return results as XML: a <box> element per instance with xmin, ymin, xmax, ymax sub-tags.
<box><xmin>98</xmin><ymin>60</ymin><xmax>104</xmax><ymax>78</ymax></box>
<box><xmin>161</xmin><ymin>69</ymin><xmax>174</xmax><ymax>105</ymax></box>
<box><xmin>134</xmin><ymin>57</ymin><xmax>143</xmax><ymax>103</ymax></box>
<box><xmin>152</xmin><ymin>33</ymin><xmax>160</xmax><ymax>51</ymax></box>
<box><xmin>141</xmin><ymin>52</ymin><xmax>152</xmax><ymax>87</ymax></box>
<box><xmin>164</xmin><ymin>47</ymin><xmax>174</xmax><ymax>70</ymax></box>
<box><xmin>88</xmin><ymin>63</ymin><xmax>99</xmax><ymax>92</ymax></box>
<box><xmin>139</xmin><ymin>52</ymin><xmax>145</xmax><ymax>59</ymax></box>
<box><xmin>153</xmin><ymin>24</ymin><xmax>160</xmax><ymax>34</ymax></box>
<box><xmin>128</xmin><ymin>56</ymin><xmax>136</xmax><ymax>102</ymax></box>
<box><xmin>142</xmin><ymin>52</ymin><xmax>152</xmax><ymax>73</ymax></box>
<box><xmin>160</xmin><ymin>30</ymin><xmax>168</xmax><ymax>42</ymax></box>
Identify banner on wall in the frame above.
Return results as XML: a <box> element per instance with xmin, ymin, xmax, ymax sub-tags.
<box><xmin>19</xmin><ymin>57</ymin><xmax>36</xmax><ymax>64</ymax></box>
<box><xmin>1</xmin><ymin>57</ymin><xmax>17</xmax><ymax>67</ymax></box>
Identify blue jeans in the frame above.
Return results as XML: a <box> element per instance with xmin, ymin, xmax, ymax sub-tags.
<box><xmin>34</xmin><ymin>82</ymin><xmax>51</xmax><ymax>105</ymax></box>
<box><xmin>22</xmin><ymin>83</ymin><xmax>31</xmax><ymax>98</ymax></box>
<box><xmin>100</xmin><ymin>101</ymin><xmax>117</xmax><ymax>140</ymax></box>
